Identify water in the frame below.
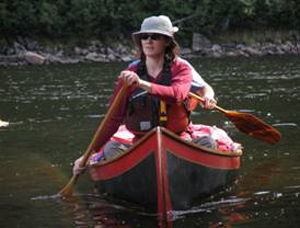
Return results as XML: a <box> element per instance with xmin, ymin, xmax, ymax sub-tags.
<box><xmin>0</xmin><ymin>54</ymin><xmax>300</xmax><ymax>227</ymax></box>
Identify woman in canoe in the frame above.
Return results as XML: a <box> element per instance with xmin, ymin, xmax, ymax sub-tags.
<box><xmin>73</xmin><ymin>15</ymin><xmax>218</xmax><ymax>174</ymax></box>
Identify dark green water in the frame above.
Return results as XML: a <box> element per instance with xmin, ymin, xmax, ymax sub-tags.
<box><xmin>0</xmin><ymin>55</ymin><xmax>299</xmax><ymax>227</ymax></box>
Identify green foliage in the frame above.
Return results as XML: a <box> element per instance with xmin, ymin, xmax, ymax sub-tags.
<box><xmin>0</xmin><ymin>0</ymin><xmax>299</xmax><ymax>42</ymax></box>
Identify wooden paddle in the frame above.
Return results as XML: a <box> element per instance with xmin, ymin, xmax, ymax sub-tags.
<box><xmin>59</xmin><ymin>84</ymin><xmax>127</xmax><ymax>197</ymax></box>
<box><xmin>189</xmin><ymin>92</ymin><xmax>281</xmax><ymax>145</ymax></box>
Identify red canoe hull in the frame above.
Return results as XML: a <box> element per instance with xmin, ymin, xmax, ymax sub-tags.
<box><xmin>89</xmin><ymin>127</ymin><xmax>242</xmax><ymax>220</ymax></box>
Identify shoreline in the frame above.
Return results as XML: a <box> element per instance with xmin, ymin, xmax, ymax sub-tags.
<box><xmin>1</xmin><ymin>36</ymin><xmax>300</xmax><ymax>66</ymax></box>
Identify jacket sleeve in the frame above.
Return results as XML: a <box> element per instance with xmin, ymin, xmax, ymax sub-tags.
<box><xmin>150</xmin><ymin>59</ymin><xmax>193</xmax><ymax>103</ymax></box>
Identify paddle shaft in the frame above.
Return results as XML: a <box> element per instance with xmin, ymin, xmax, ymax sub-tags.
<box><xmin>189</xmin><ymin>92</ymin><xmax>227</xmax><ymax>113</ymax></box>
<box><xmin>79</xmin><ymin>85</ymin><xmax>127</xmax><ymax>167</ymax></box>
<box><xmin>59</xmin><ymin>84</ymin><xmax>127</xmax><ymax>196</ymax></box>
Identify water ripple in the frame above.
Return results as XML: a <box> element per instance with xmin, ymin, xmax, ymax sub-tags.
<box><xmin>273</xmin><ymin>123</ymin><xmax>298</xmax><ymax>127</ymax></box>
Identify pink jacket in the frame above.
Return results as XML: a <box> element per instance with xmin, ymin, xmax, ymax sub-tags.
<box><xmin>92</xmin><ymin>57</ymin><xmax>193</xmax><ymax>151</ymax></box>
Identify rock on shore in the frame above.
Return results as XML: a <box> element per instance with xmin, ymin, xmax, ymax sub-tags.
<box><xmin>0</xmin><ymin>35</ymin><xmax>300</xmax><ymax>66</ymax></box>
<box><xmin>0</xmin><ymin>38</ymin><xmax>135</xmax><ymax>66</ymax></box>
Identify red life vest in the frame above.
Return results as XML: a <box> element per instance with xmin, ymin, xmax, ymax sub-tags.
<box><xmin>124</xmin><ymin>60</ymin><xmax>190</xmax><ymax>135</ymax></box>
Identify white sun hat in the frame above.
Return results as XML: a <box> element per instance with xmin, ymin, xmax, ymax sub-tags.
<box><xmin>132</xmin><ymin>15</ymin><xmax>179</xmax><ymax>42</ymax></box>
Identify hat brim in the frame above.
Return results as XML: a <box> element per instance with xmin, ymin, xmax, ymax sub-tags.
<box><xmin>132</xmin><ymin>30</ymin><xmax>173</xmax><ymax>38</ymax></box>
<box><xmin>132</xmin><ymin>30</ymin><xmax>174</xmax><ymax>47</ymax></box>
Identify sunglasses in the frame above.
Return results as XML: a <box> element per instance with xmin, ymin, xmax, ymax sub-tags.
<box><xmin>140</xmin><ymin>34</ymin><xmax>162</xmax><ymax>41</ymax></box>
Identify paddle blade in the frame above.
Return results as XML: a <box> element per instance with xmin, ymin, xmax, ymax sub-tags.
<box><xmin>58</xmin><ymin>175</ymin><xmax>79</xmax><ymax>197</ymax></box>
<box><xmin>225</xmin><ymin>111</ymin><xmax>281</xmax><ymax>145</ymax></box>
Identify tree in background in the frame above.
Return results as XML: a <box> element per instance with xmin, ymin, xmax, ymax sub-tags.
<box><xmin>0</xmin><ymin>0</ymin><xmax>299</xmax><ymax>43</ymax></box>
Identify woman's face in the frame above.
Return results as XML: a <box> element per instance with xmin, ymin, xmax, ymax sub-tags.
<box><xmin>140</xmin><ymin>33</ymin><xmax>168</xmax><ymax>58</ymax></box>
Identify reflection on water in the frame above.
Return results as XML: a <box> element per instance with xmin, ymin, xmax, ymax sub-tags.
<box><xmin>32</xmin><ymin>194</ymin><xmax>141</xmax><ymax>228</ymax></box>
<box><xmin>1</xmin><ymin>54</ymin><xmax>300</xmax><ymax>227</ymax></box>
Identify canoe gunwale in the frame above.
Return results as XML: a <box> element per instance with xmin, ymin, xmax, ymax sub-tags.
<box><xmin>90</xmin><ymin>126</ymin><xmax>242</xmax><ymax>168</ymax></box>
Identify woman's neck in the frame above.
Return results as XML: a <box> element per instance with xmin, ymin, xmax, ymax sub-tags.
<box><xmin>145</xmin><ymin>56</ymin><xmax>165</xmax><ymax>78</ymax></box>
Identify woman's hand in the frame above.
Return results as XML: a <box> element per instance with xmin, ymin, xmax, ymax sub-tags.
<box><xmin>118</xmin><ymin>70</ymin><xmax>141</xmax><ymax>87</ymax></box>
<box><xmin>118</xmin><ymin>70</ymin><xmax>152</xmax><ymax>92</ymax></box>
<box><xmin>196</xmin><ymin>84</ymin><xmax>217</xmax><ymax>109</ymax></box>
<box><xmin>201</xmin><ymin>96</ymin><xmax>217</xmax><ymax>109</ymax></box>
<box><xmin>73</xmin><ymin>156</ymin><xmax>87</xmax><ymax>175</ymax></box>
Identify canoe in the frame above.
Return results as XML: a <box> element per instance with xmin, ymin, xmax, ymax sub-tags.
<box><xmin>89</xmin><ymin>126</ymin><xmax>242</xmax><ymax>220</ymax></box>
